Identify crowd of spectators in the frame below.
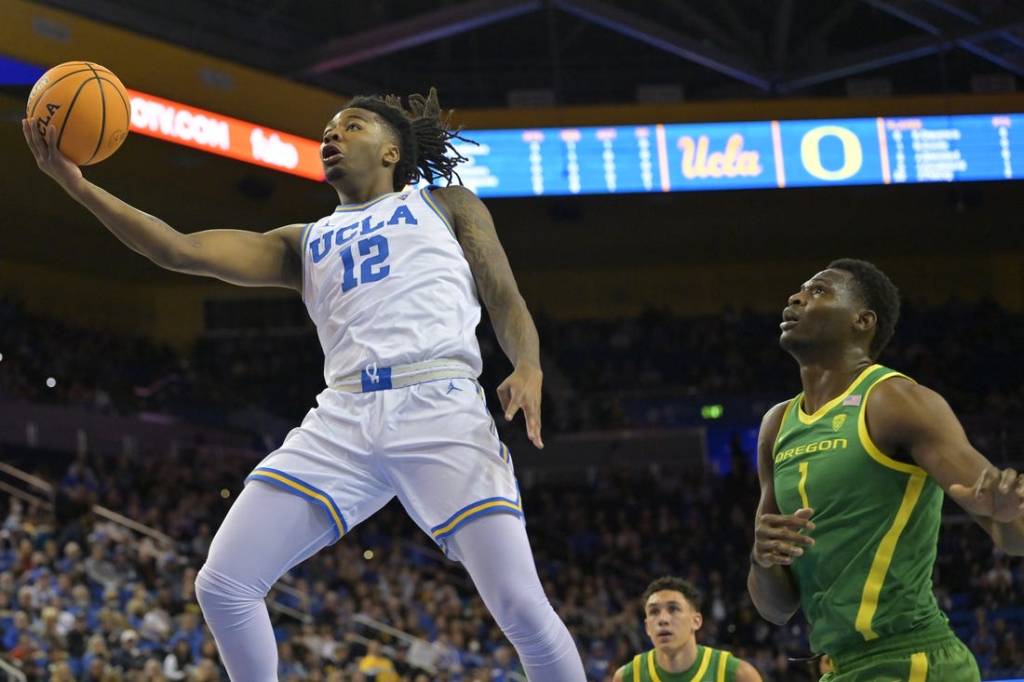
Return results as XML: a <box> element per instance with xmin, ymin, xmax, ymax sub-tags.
<box><xmin>4</xmin><ymin>295</ymin><xmax>1023</xmax><ymax>437</ymax></box>
<box><xmin>540</xmin><ymin>299</ymin><xmax>1024</xmax><ymax>432</ymax></box>
<box><xmin>1</xmin><ymin>441</ymin><xmax>1022</xmax><ymax>681</ymax></box>
<box><xmin>2</xmin><ymin>294</ymin><xmax>1024</xmax><ymax>679</ymax></box>
<box><xmin>0</xmin><ymin>299</ymin><xmax>181</xmax><ymax>417</ymax></box>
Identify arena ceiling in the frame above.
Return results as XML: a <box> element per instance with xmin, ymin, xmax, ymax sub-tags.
<box><xmin>32</xmin><ymin>0</ymin><xmax>1024</xmax><ymax>107</ymax></box>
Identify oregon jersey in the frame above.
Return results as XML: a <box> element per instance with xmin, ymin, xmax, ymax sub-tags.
<box><xmin>773</xmin><ymin>364</ymin><xmax>947</xmax><ymax>655</ymax></box>
<box><xmin>619</xmin><ymin>646</ymin><xmax>740</xmax><ymax>682</ymax></box>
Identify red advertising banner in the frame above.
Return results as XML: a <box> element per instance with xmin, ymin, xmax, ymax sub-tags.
<box><xmin>126</xmin><ymin>89</ymin><xmax>326</xmax><ymax>181</ymax></box>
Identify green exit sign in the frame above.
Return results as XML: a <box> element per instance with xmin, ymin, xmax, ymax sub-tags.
<box><xmin>701</xmin><ymin>404</ymin><xmax>724</xmax><ymax>420</ymax></box>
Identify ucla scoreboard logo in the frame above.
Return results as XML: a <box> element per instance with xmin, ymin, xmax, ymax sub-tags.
<box><xmin>669</xmin><ymin>121</ymin><xmax>772</xmax><ymax>188</ymax></box>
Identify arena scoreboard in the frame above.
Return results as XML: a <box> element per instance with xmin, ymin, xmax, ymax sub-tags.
<box><xmin>6</xmin><ymin>55</ymin><xmax>1020</xmax><ymax>194</ymax></box>
<box><xmin>451</xmin><ymin>113</ymin><xmax>1022</xmax><ymax>196</ymax></box>
<box><xmin>123</xmin><ymin>90</ymin><xmax>1024</xmax><ymax>195</ymax></box>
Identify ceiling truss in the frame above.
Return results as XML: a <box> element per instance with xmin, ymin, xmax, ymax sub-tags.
<box><xmin>39</xmin><ymin>0</ymin><xmax>1024</xmax><ymax>101</ymax></box>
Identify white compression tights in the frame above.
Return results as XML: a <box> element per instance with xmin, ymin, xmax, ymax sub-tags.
<box><xmin>447</xmin><ymin>512</ymin><xmax>586</xmax><ymax>681</ymax></box>
<box><xmin>195</xmin><ymin>482</ymin><xmax>336</xmax><ymax>681</ymax></box>
<box><xmin>195</xmin><ymin>481</ymin><xmax>585</xmax><ymax>682</ymax></box>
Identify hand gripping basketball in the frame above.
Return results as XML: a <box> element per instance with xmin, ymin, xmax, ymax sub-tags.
<box><xmin>25</xmin><ymin>61</ymin><xmax>130</xmax><ymax>166</ymax></box>
<box><xmin>22</xmin><ymin>118</ymin><xmax>83</xmax><ymax>190</ymax></box>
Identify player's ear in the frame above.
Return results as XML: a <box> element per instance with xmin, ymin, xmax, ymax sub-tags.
<box><xmin>692</xmin><ymin>611</ymin><xmax>703</xmax><ymax>631</ymax></box>
<box><xmin>855</xmin><ymin>309</ymin><xmax>877</xmax><ymax>334</ymax></box>
<box><xmin>382</xmin><ymin>141</ymin><xmax>400</xmax><ymax>166</ymax></box>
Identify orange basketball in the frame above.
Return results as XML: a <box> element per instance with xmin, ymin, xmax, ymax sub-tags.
<box><xmin>26</xmin><ymin>61</ymin><xmax>130</xmax><ymax>166</ymax></box>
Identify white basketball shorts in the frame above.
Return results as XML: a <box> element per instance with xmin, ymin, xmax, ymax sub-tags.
<box><xmin>244</xmin><ymin>370</ymin><xmax>522</xmax><ymax>559</ymax></box>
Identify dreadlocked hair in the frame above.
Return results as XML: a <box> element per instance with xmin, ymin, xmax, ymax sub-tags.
<box><xmin>343</xmin><ymin>87</ymin><xmax>474</xmax><ymax>192</ymax></box>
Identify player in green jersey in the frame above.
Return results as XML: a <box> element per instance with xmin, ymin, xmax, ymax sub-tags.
<box><xmin>747</xmin><ymin>258</ymin><xmax>1024</xmax><ymax>681</ymax></box>
<box><xmin>613</xmin><ymin>577</ymin><xmax>761</xmax><ymax>682</ymax></box>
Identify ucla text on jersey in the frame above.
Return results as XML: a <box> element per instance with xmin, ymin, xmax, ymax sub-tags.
<box><xmin>301</xmin><ymin>188</ymin><xmax>484</xmax><ymax>388</ymax></box>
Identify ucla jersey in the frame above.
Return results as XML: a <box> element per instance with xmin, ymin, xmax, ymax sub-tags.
<box><xmin>300</xmin><ymin>187</ymin><xmax>482</xmax><ymax>386</ymax></box>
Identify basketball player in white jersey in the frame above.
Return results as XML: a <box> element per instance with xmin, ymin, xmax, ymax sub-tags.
<box><xmin>22</xmin><ymin>88</ymin><xmax>586</xmax><ymax>681</ymax></box>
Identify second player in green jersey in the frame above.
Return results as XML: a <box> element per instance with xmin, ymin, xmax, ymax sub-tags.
<box><xmin>614</xmin><ymin>577</ymin><xmax>761</xmax><ymax>682</ymax></box>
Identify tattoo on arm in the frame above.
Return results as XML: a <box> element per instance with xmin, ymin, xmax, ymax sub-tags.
<box><xmin>440</xmin><ymin>186</ymin><xmax>540</xmax><ymax>368</ymax></box>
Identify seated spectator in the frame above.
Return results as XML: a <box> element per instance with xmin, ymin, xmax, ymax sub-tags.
<box><xmin>358</xmin><ymin>639</ymin><xmax>400</xmax><ymax>682</ymax></box>
<box><xmin>162</xmin><ymin>638</ymin><xmax>192</xmax><ymax>680</ymax></box>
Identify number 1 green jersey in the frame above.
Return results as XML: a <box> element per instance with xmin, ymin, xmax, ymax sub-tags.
<box><xmin>773</xmin><ymin>364</ymin><xmax>947</xmax><ymax>655</ymax></box>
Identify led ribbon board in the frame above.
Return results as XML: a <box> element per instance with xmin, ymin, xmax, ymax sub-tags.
<box><xmin>453</xmin><ymin>114</ymin><xmax>1021</xmax><ymax>196</ymax></box>
<box><xmin>123</xmin><ymin>102</ymin><xmax>1021</xmax><ymax>195</ymax></box>
<box><xmin>85</xmin><ymin>94</ymin><xmax>1024</xmax><ymax>194</ymax></box>
<box><xmin>9</xmin><ymin>57</ymin><xmax>1018</xmax><ymax>192</ymax></box>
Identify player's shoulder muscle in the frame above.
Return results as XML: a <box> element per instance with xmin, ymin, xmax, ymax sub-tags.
<box><xmin>430</xmin><ymin>185</ymin><xmax>488</xmax><ymax>234</ymax></box>
<box><xmin>758</xmin><ymin>401</ymin><xmax>790</xmax><ymax>462</ymax></box>
<box><xmin>268</xmin><ymin>223</ymin><xmax>306</xmax><ymax>252</ymax></box>
<box><xmin>267</xmin><ymin>222</ymin><xmax>307</xmax><ymax>287</ymax></box>
<box><xmin>755</xmin><ymin>400</ymin><xmax>790</xmax><ymax>512</ymax></box>
<box><xmin>734</xmin><ymin>657</ymin><xmax>763</xmax><ymax>682</ymax></box>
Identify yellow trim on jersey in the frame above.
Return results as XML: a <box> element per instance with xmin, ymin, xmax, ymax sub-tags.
<box><xmin>639</xmin><ymin>648</ymin><xmax>714</xmax><ymax>682</ymax></box>
<box><xmin>797</xmin><ymin>462</ymin><xmax>810</xmax><ymax>509</ymax></box>
<box><xmin>248</xmin><ymin>470</ymin><xmax>345</xmax><ymax>537</ymax></box>
<box><xmin>690</xmin><ymin>647</ymin><xmax>713</xmax><ymax>681</ymax></box>
<box><xmin>854</xmin><ymin>471</ymin><xmax>927</xmax><ymax>640</ymax></box>
<box><xmin>857</xmin><ymin>371</ymin><xmax>926</xmax><ymax>475</ymax></box>
<box><xmin>716</xmin><ymin>651</ymin><xmax>731</xmax><ymax>682</ymax></box>
<box><xmin>796</xmin><ymin>364</ymin><xmax>880</xmax><ymax>424</ymax></box>
<box><xmin>647</xmin><ymin>652</ymin><xmax>663</xmax><ymax>682</ymax></box>
<box><xmin>909</xmin><ymin>652</ymin><xmax>929</xmax><ymax>681</ymax></box>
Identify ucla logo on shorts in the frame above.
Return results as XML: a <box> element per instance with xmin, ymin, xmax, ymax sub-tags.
<box><xmin>360</xmin><ymin>365</ymin><xmax>392</xmax><ymax>392</ymax></box>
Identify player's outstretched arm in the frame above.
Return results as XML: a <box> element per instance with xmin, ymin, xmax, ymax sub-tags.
<box><xmin>434</xmin><ymin>185</ymin><xmax>545</xmax><ymax>449</ymax></box>
<box><xmin>23</xmin><ymin>118</ymin><xmax>304</xmax><ymax>291</ymax></box>
<box><xmin>867</xmin><ymin>379</ymin><xmax>1024</xmax><ymax>555</ymax></box>
<box><xmin>747</xmin><ymin>401</ymin><xmax>810</xmax><ymax>625</ymax></box>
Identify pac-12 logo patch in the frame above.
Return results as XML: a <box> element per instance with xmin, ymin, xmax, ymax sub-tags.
<box><xmin>832</xmin><ymin>414</ymin><xmax>847</xmax><ymax>432</ymax></box>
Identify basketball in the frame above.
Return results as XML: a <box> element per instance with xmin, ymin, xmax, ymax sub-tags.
<box><xmin>26</xmin><ymin>61</ymin><xmax>130</xmax><ymax>166</ymax></box>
